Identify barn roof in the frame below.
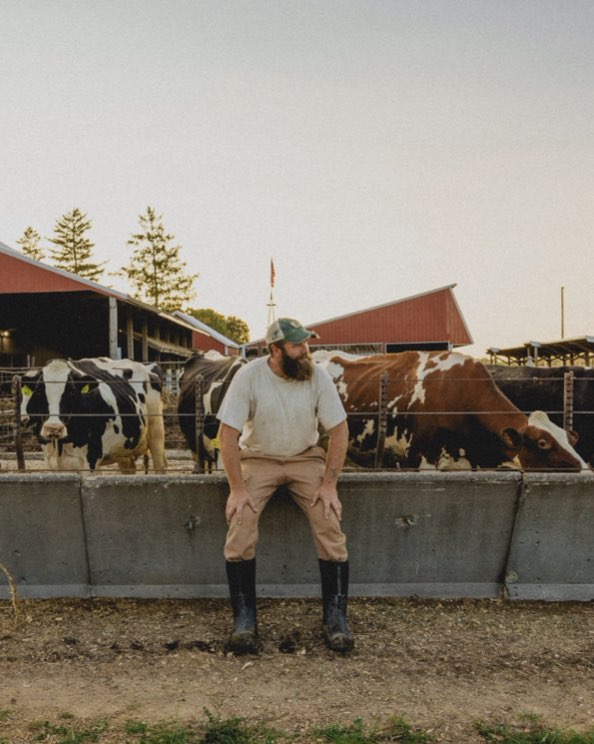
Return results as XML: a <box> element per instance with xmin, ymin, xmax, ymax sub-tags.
<box><xmin>173</xmin><ymin>311</ymin><xmax>239</xmax><ymax>351</ymax></box>
<box><xmin>0</xmin><ymin>240</ymin><xmax>186</xmax><ymax>319</ymax></box>
<box><xmin>0</xmin><ymin>241</ymin><xmax>217</xmax><ymax>363</ymax></box>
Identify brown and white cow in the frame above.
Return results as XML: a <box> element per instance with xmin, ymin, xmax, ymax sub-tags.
<box><xmin>488</xmin><ymin>364</ymin><xmax>594</xmax><ymax>467</ymax></box>
<box><xmin>313</xmin><ymin>350</ymin><xmax>589</xmax><ymax>471</ymax></box>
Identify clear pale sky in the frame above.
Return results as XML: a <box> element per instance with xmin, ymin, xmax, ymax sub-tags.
<box><xmin>2</xmin><ymin>1</ymin><xmax>593</xmax><ymax>354</ymax></box>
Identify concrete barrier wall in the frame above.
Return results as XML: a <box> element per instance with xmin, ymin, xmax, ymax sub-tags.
<box><xmin>0</xmin><ymin>473</ymin><xmax>88</xmax><ymax>597</ymax></box>
<box><xmin>0</xmin><ymin>472</ymin><xmax>592</xmax><ymax>601</ymax></box>
<box><xmin>506</xmin><ymin>473</ymin><xmax>594</xmax><ymax>601</ymax></box>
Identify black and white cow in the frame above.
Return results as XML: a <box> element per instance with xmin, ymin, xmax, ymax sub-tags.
<box><xmin>177</xmin><ymin>351</ymin><xmax>246</xmax><ymax>470</ymax></box>
<box><xmin>20</xmin><ymin>357</ymin><xmax>167</xmax><ymax>472</ymax></box>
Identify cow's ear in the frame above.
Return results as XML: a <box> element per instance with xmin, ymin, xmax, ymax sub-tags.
<box><xmin>501</xmin><ymin>427</ymin><xmax>522</xmax><ymax>451</ymax></box>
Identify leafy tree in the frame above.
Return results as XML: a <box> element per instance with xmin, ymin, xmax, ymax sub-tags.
<box><xmin>225</xmin><ymin>315</ymin><xmax>250</xmax><ymax>344</ymax></box>
<box><xmin>121</xmin><ymin>206</ymin><xmax>198</xmax><ymax>312</ymax></box>
<box><xmin>188</xmin><ymin>308</ymin><xmax>227</xmax><ymax>335</ymax></box>
<box><xmin>48</xmin><ymin>208</ymin><xmax>106</xmax><ymax>281</ymax></box>
<box><xmin>187</xmin><ymin>308</ymin><xmax>250</xmax><ymax>344</ymax></box>
<box><xmin>16</xmin><ymin>226</ymin><xmax>45</xmax><ymax>261</ymax></box>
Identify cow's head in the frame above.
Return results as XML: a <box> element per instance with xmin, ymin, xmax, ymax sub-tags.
<box><xmin>502</xmin><ymin>410</ymin><xmax>588</xmax><ymax>471</ymax></box>
<box><xmin>20</xmin><ymin>359</ymin><xmax>98</xmax><ymax>443</ymax></box>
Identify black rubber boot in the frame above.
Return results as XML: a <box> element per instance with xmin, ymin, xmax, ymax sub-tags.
<box><xmin>319</xmin><ymin>559</ymin><xmax>354</xmax><ymax>653</ymax></box>
<box><xmin>225</xmin><ymin>558</ymin><xmax>259</xmax><ymax>654</ymax></box>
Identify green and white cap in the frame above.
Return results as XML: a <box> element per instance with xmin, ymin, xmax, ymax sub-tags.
<box><xmin>265</xmin><ymin>317</ymin><xmax>320</xmax><ymax>344</ymax></box>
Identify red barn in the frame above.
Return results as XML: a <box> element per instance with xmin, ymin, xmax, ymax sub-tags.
<box><xmin>245</xmin><ymin>285</ymin><xmax>472</xmax><ymax>355</ymax></box>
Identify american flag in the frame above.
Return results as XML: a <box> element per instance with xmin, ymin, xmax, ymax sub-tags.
<box><xmin>270</xmin><ymin>258</ymin><xmax>276</xmax><ymax>288</ymax></box>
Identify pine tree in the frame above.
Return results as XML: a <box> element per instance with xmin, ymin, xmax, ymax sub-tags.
<box><xmin>121</xmin><ymin>206</ymin><xmax>198</xmax><ymax>312</ymax></box>
<box><xmin>48</xmin><ymin>208</ymin><xmax>106</xmax><ymax>281</ymax></box>
<box><xmin>16</xmin><ymin>226</ymin><xmax>45</xmax><ymax>261</ymax></box>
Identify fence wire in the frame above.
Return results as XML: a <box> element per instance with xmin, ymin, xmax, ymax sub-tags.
<box><xmin>2</xmin><ymin>367</ymin><xmax>593</xmax><ymax>473</ymax></box>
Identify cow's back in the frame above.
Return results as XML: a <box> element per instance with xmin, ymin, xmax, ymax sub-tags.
<box><xmin>177</xmin><ymin>352</ymin><xmax>246</xmax><ymax>454</ymax></box>
<box><xmin>315</xmin><ymin>350</ymin><xmax>529</xmax><ymax>469</ymax></box>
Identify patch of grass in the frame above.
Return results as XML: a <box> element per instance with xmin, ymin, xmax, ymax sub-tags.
<box><xmin>27</xmin><ymin>718</ymin><xmax>109</xmax><ymax>743</ymax></box>
<box><xmin>10</xmin><ymin>713</ymin><xmax>594</xmax><ymax>744</ymax></box>
<box><xmin>123</xmin><ymin>710</ymin><xmax>282</xmax><ymax>743</ymax></box>
<box><xmin>124</xmin><ymin>718</ymin><xmax>200</xmax><ymax>743</ymax></box>
<box><xmin>476</xmin><ymin>719</ymin><xmax>594</xmax><ymax>744</ymax></box>
<box><xmin>200</xmin><ymin>709</ymin><xmax>283</xmax><ymax>744</ymax></box>
<box><xmin>312</xmin><ymin>715</ymin><xmax>432</xmax><ymax>743</ymax></box>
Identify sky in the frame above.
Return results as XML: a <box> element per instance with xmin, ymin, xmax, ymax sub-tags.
<box><xmin>1</xmin><ymin>0</ymin><xmax>593</xmax><ymax>354</ymax></box>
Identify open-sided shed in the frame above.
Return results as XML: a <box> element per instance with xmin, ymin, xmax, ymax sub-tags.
<box><xmin>0</xmin><ymin>241</ymin><xmax>214</xmax><ymax>366</ymax></box>
<box><xmin>488</xmin><ymin>337</ymin><xmax>594</xmax><ymax>367</ymax></box>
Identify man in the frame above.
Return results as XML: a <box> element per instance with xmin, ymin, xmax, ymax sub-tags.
<box><xmin>217</xmin><ymin>317</ymin><xmax>353</xmax><ymax>654</ymax></box>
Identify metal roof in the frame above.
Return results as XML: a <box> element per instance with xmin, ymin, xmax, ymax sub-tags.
<box><xmin>172</xmin><ymin>311</ymin><xmax>239</xmax><ymax>349</ymax></box>
<box><xmin>0</xmin><ymin>240</ymin><xmax>202</xmax><ymax>333</ymax></box>
<box><xmin>487</xmin><ymin>336</ymin><xmax>594</xmax><ymax>366</ymax></box>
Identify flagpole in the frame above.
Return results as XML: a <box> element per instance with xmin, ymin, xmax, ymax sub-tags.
<box><xmin>267</xmin><ymin>258</ymin><xmax>276</xmax><ymax>328</ymax></box>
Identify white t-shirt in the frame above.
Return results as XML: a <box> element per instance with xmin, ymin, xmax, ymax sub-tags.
<box><xmin>217</xmin><ymin>356</ymin><xmax>346</xmax><ymax>457</ymax></box>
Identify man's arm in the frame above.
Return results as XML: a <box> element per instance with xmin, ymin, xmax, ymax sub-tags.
<box><xmin>312</xmin><ymin>419</ymin><xmax>349</xmax><ymax>520</ymax></box>
<box><xmin>219</xmin><ymin>422</ymin><xmax>258</xmax><ymax>525</ymax></box>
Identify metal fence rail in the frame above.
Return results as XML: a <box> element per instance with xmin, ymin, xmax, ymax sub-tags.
<box><xmin>2</xmin><ymin>367</ymin><xmax>593</xmax><ymax>473</ymax></box>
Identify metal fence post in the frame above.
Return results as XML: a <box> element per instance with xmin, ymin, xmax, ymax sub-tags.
<box><xmin>563</xmin><ymin>370</ymin><xmax>574</xmax><ymax>433</ymax></box>
<box><xmin>193</xmin><ymin>374</ymin><xmax>205</xmax><ymax>474</ymax></box>
<box><xmin>374</xmin><ymin>371</ymin><xmax>389</xmax><ymax>469</ymax></box>
<box><xmin>12</xmin><ymin>375</ymin><xmax>25</xmax><ymax>471</ymax></box>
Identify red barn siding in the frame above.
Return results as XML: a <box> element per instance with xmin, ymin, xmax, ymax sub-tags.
<box><xmin>191</xmin><ymin>330</ymin><xmax>227</xmax><ymax>354</ymax></box>
<box><xmin>308</xmin><ymin>288</ymin><xmax>472</xmax><ymax>347</ymax></box>
<box><xmin>0</xmin><ymin>252</ymin><xmax>106</xmax><ymax>294</ymax></box>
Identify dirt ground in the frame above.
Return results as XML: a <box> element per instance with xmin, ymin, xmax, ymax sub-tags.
<box><xmin>0</xmin><ymin>595</ymin><xmax>592</xmax><ymax>743</ymax></box>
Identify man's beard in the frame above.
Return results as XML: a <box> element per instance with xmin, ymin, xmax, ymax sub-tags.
<box><xmin>281</xmin><ymin>348</ymin><xmax>314</xmax><ymax>381</ymax></box>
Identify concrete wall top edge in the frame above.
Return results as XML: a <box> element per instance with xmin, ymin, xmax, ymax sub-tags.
<box><xmin>80</xmin><ymin>471</ymin><xmax>594</xmax><ymax>485</ymax></box>
<box><xmin>0</xmin><ymin>471</ymin><xmax>528</xmax><ymax>485</ymax></box>
<box><xmin>338</xmin><ymin>471</ymin><xmax>523</xmax><ymax>484</ymax></box>
<box><xmin>0</xmin><ymin>472</ymin><xmax>82</xmax><ymax>484</ymax></box>
<box><xmin>3</xmin><ymin>471</ymin><xmax>590</xmax><ymax>486</ymax></box>
<box><xmin>522</xmin><ymin>472</ymin><xmax>594</xmax><ymax>484</ymax></box>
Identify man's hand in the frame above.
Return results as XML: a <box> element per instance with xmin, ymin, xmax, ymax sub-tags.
<box><xmin>310</xmin><ymin>419</ymin><xmax>348</xmax><ymax>520</ymax></box>
<box><xmin>311</xmin><ymin>481</ymin><xmax>343</xmax><ymax>521</ymax></box>
<box><xmin>219</xmin><ymin>423</ymin><xmax>257</xmax><ymax>525</ymax></box>
<box><xmin>225</xmin><ymin>486</ymin><xmax>258</xmax><ymax>525</ymax></box>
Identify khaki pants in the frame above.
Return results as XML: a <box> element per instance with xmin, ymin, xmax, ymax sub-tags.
<box><xmin>224</xmin><ymin>446</ymin><xmax>348</xmax><ymax>562</ymax></box>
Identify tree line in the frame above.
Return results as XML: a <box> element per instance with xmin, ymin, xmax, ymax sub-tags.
<box><xmin>15</xmin><ymin>207</ymin><xmax>249</xmax><ymax>344</ymax></box>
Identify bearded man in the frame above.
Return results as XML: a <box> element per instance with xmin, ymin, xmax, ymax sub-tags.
<box><xmin>217</xmin><ymin>317</ymin><xmax>353</xmax><ymax>655</ymax></box>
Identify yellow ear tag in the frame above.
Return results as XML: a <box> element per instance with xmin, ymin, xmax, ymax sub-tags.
<box><xmin>81</xmin><ymin>384</ymin><xmax>90</xmax><ymax>394</ymax></box>
<box><xmin>22</xmin><ymin>385</ymin><xmax>33</xmax><ymax>397</ymax></box>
